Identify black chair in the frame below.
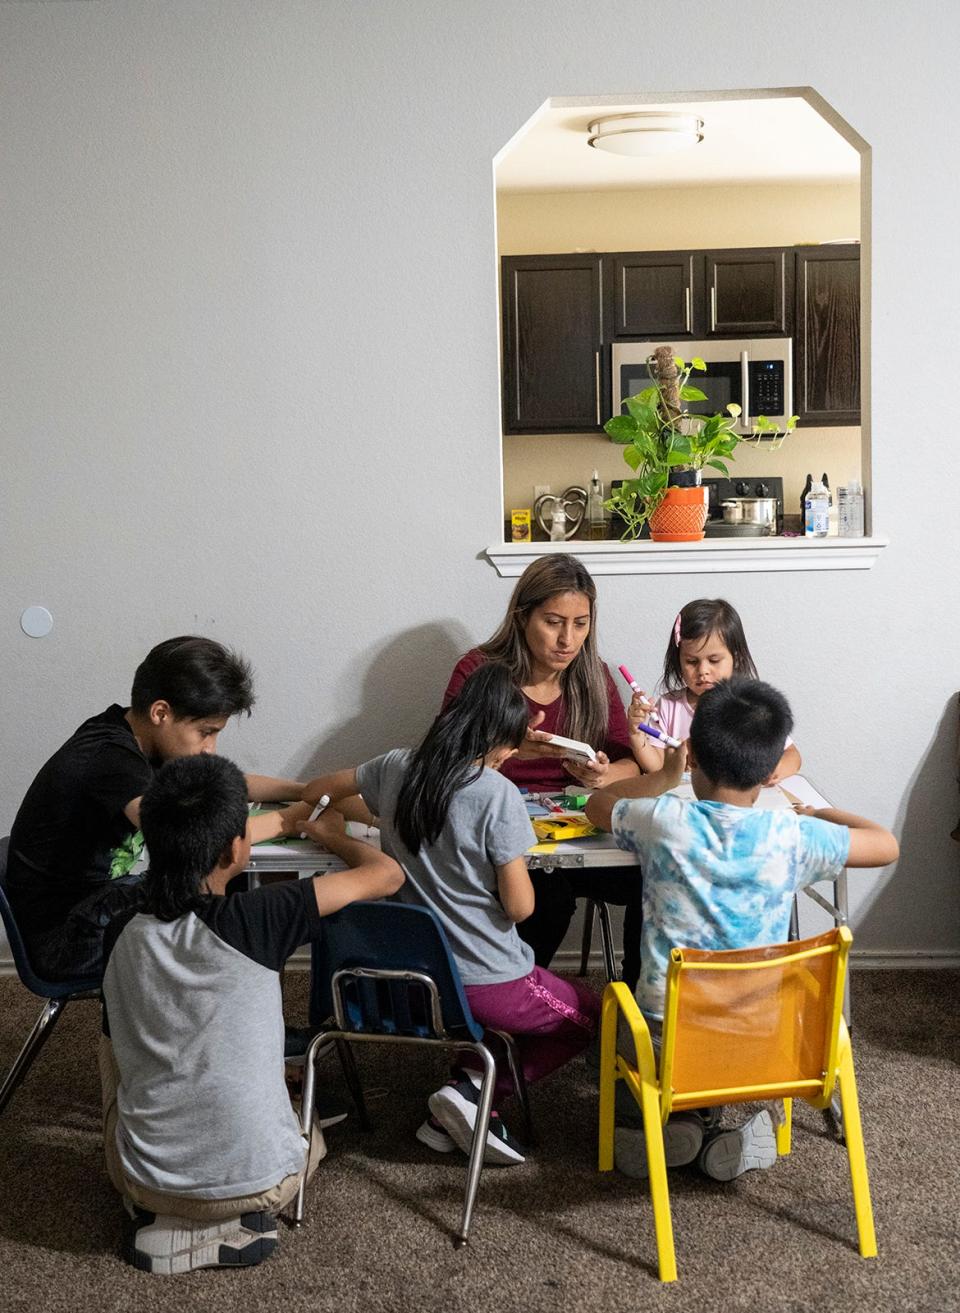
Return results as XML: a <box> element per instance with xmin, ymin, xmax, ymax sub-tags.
<box><xmin>295</xmin><ymin>900</ymin><xmax>534</xmax><ymax>1247</ymax></box>
<box><xmin>0</xmin><ymin>837</ymin><xmax>101</xmax><ymax>1115</ymax></box>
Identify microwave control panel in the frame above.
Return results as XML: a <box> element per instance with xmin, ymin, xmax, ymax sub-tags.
<box><xmin>749</xmin><ymin>361</ymin><xmax>785</xmax><ymax>416</ymax></box>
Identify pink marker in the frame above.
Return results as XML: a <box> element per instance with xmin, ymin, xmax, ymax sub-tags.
<box><xmin>618</xmin><ymin>664</ymin><xmax>660</xmax><ymax>723</ymax></box>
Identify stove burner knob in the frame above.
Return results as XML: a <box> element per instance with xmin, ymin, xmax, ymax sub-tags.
<box><xmin>734</xmin><ymin>481</ymin><xmax>750</xmax><ymax>496</ymax></box>
<box><xmin>755</xmin><ymin>482</ymin><xmax>769</xmax><ymax>497</ymax></box>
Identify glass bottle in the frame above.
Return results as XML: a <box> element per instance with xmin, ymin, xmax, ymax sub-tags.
<box><xmin>587</xmin><ymin>470</ymin><xmax>606</xmax><ymax>540</ymax></box>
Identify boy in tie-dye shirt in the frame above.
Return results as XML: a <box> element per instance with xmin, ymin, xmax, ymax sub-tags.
<box><xmin>587</xmin><ymin>676</ymin><xmax>898</xmax><ymax>1181</ymax></box>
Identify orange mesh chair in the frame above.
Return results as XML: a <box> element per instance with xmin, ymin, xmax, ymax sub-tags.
<box><xmin>598</xmin><ymin>926</ymin><xmax>876</xmax><ymax>1282</ymax></box>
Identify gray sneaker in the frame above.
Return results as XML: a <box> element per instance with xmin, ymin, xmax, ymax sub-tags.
<box><xmin>614</xmin><ymin>1113</ymin><xmax>704</xmax><ymax>1179</ymax></box>
<box><xmin>123</xmin><ymin>1207</ymin><xmax>278</xmax><ymax>1275</ymax></box>
<box><xmin>697</xmin><ymin>1110</ymin><xmax>778</xmax><ymax>1181</ymax></box>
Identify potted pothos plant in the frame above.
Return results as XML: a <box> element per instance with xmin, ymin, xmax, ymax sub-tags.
<box><xmin>604</xmin><ymin>344</ymin><xmax>796</xmax><ymax>542</ymax></box>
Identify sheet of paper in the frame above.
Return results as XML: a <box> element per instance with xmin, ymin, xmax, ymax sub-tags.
<box><xmin>668</xmin><ymin>776</ymin><xmax>795</xmax><ymax>810</ymax></box>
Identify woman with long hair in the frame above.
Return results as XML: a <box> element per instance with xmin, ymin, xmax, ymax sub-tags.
<box><xmin>441</xmin><ymin>554</ymin><xmax>644</xmax><ymax>986</ymax></box>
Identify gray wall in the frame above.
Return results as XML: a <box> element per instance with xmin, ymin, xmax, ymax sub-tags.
<box><xmin>2</xmin><ymin>1</ymin><xmax>958</xmax><ymax>961</ymax></box>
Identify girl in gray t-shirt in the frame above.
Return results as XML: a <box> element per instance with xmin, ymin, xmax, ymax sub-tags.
<box><xmin>306</xmin><ymin>662</ymin><xmax>600</xmax><ymax>1167</ymax></box>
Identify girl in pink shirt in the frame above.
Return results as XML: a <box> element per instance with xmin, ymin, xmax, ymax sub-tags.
<box><xmin>629</xmin><ymin>599</ymin><xmax>801</xmax><ymax>784</ymax></box>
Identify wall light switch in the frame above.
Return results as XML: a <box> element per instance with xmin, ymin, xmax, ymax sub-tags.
<box><xmin>534</xmin><ymin>484</ymin><xmax>551</xmax><ymax>501</ymax></box>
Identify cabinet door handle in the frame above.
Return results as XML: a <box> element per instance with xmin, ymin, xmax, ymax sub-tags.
<box><xmin>710</xmin><ymin>284</ymin><xmax>717</xmax><ymax>333</ymax></box>
<box><xmin>684</xmin><ymin>285</ymin><xmax>692</xmax><ymax>333</ymax></box>
<box><xmin>595</xmin><ymin>351</ymin><xmax>601</xmax><ymax>425</ymax></box>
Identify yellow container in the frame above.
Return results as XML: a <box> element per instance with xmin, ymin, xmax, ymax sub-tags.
<box><xmin>510</xmin><ymin>509</ymin><xmax>532</xmax><ymax>542</ymax></box>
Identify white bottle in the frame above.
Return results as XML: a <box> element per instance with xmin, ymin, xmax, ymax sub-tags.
<box><xmin>550</xmin><ymin>501</ymin><xmax>568</xmax><ymax>542</ymax></box>
<box><xmin>587</xmin><ymin>469</ymin><xmax>606</xmax><ymax>539</ymax></box>
<box><xmin>838</xmin><ymin>477</ymin><xmax>865</xmax><ymax>537</ymax></box>
<box><xmin>804</xmin><ymin>478</ymin><xmax>830</xmax><ymax>538</ymax></box>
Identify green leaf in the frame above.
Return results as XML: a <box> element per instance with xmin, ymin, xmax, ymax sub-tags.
<box><xmin>604</xmin><ymin>415</ymin><xmax>638</xmax><ymax>443</ymax></box>
<box><xmin>624</xmin><ymin>445</ymin><xmax>644</xmax><ymax>471</ymax></box>
<box><xmin>679</xmin><ymin>386</ymin><xmax>708</xmax><ymax>402</ymax></box>
<box><xmin>691</xmin><ymin>357</ymin><xmax>707</xmax><ymax>371</ymax></box>
<box><xmin>726</xmin><ymin>402</ymin><xmax>742</xmax><ymax>418</ymax></box>
<box><xmin>705</xmin><ymin>459</ymin><xmax>730</xmax><ymax>475</ymax></box>
<box><xmin>669</xmin><ymin>433</ymin><xmax>692</xmax><ymax>457</ymax></box>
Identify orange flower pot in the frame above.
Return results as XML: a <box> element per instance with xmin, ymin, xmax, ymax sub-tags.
<box><xmin>648</xmin><ymin>485</ymin><xmax>709</xmax><ymax>542</ymax></box>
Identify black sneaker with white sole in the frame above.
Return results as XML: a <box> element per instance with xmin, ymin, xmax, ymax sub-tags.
<box><xmin>416</xmin><ymin>1114</ymin><xmax>457</xmax><ymax>1153</ymax></box>
<box><xmin>122</xmin><ymin>1205</ymin><xmax>278</xmax><ymax>1275</ymax></box>
<box><xmin>427</xmin><ymin>1072</ymin><xmax>525</xmax><ymax>1166</ymax></box>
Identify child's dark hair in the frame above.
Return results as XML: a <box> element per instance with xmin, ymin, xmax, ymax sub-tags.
<box><xmin>140</xmin><ymin>754</ymin><xmax>249</xmax><ymax>920</ymax></box>
<box><xmin>661</xmin><ymin>599</ymin><xmax>758</xmax><ymax>695</ymax></box>
<box><xmin>689</xmin><ymin>677</ymin><xmax>793</xmax><ymax>791</ymax></box>
<box><xmin>130</xmin><ymin>636</ymin><xmax>255</xmax><ymax>719</ymax></box>
<box><xmin>395</xmin><ymin>662</ymin><xmax>528</xmax><ymax>854</ymax></box>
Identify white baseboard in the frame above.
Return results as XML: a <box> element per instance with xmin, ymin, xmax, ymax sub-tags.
<box><xmin>554</xmin><ymin>948</ymin><xmax>960</xmax><ymax>973</ymax></box>
<box><xmin>3</xmin><ymin>946</ymin><xmax>959</xmax><ymax>978</ymax></box>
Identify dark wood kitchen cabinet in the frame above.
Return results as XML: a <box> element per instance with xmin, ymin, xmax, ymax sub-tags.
<box><xmin>704</xmin><ymin>248</ymin><xmax>792</xmax><ymax>336</ymax></box>
<box><xmin>501</xmin><ymin>254</ymin><xmax>607</xmax><ymax>433</ymax></box>
<box><xmin>500</xmin><ymin>244</ymin><xmax>859</xmax><ymax>434</ymax></box>
<box><xmin>794</xmin><ymin>245</ymin><xmax>861</xmax><ymax>426</ymax></box>
<box><xmin>609</xmin><ymin>251</ymin><xmax>701</xmax><ymax>338</ymax></box>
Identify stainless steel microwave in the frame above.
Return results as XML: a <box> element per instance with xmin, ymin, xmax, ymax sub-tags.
<box><xmin>611</xmin><ymin>338</ymin><xmax>793</xmax><ymax>436</ymax></box>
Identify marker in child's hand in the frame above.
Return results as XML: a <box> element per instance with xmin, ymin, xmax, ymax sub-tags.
<box><xmin>636</xmin><ymin>723</ymin><xmax>682</xmax><ymax>750</ymax></box>
<box><xmin>301</xmin><ymin>794</ymin><xmax>330</xmax><ymax>838</ymax></box>
<box><xmin>618</xmin><ymin>664</ymin><xmax>660</xmax><ymax>723</ymax></box>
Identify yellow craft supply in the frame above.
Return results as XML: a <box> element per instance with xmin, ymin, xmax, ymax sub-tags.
<box><xmin>531</xmin><ymin>814</ymin><xmax>598</xmax><ymax>842</ymax></box>
<box><xmin>511</xmin><ymin>509</ymin><xmax>532</xmax><ymax>543</ymax></box>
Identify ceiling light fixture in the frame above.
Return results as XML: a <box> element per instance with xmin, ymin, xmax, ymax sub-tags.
<box><xmin>587</xmin><ymin>112</ymin><xmax>704</xmax><ymax>158</ymax></box>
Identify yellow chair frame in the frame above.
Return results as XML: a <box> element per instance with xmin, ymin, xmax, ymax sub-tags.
<box><xmin>598</xmin><ymin>926</ymin><xmax>876</xmax><ymax>1282</ymax></box>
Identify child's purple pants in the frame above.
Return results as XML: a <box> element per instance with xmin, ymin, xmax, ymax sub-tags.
<box><xmin>462</xmin><ymin>966</ymin><xmax>600</xmax><ymax>1104</ymax></box>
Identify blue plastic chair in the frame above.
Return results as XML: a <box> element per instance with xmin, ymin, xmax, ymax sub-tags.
<box><xmin>0</xmin><ymin>837</ymin><xmax>102</xmax><ymax>1115</ymax></box>
<box><xmin>295</xmin><ymin>899</ymin><xmax>533</xmax><ymax>1246</ymax></box>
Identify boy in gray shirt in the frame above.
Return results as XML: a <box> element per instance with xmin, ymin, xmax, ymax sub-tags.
<box><xmin>101</xmin><ymin>754</ymin><xmax>402</xmax><ymax>1274</ymax></box>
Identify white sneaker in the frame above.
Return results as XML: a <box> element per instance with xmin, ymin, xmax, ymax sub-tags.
<box><xmin>697</xmin><ymin>1110</ymin><xmax>778</xmax><ymax>1181</ymax></box>
<box><xmin>123</xmin><ymin>1207</ymin><xmax>278</xmax><ymax>1274</ymax></box>
<box><xmin>614</xmin><ymin>1113</ymin><xmax>705</xmax><ymax>1179</ymax></box>
<box><xmin>427</xmin><ymin>1072</ymin><xmax>525</xmax><ymax>1166</ymax></box>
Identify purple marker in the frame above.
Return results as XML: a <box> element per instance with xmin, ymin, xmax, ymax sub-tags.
<box><xmin>636</xmin><ymin>722</ymin><xmax>682</xmax><ymax>750</ymax></box>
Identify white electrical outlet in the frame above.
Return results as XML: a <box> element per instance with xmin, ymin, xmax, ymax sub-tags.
<box><xmin>534</xmin><ymin>484</ymin><xmax>551</xmax><ymax>500</ymax></box>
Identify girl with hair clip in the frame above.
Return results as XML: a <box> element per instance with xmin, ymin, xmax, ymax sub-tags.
<box><xmin>302</xmin><ymin>662</ymin><xmax>600</xmax><ymax>1167</ymax></box>
<box><xmin>441</xmin><ymin>553</ymin><xmax>644</xmax><ymax>986</ymax></box>
<box><xmin>629</xmin><ymin>598</ymin><xmax>802</xmax><ymax>784</ymax></box>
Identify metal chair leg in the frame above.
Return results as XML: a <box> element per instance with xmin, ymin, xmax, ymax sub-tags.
<box><xmin>490</xmin><ymin>1028</ymin><xmax>535</xmax><ymax>1146</ymax></box>
<box><xmin>292</xmin><ymin>1033</ymin><xmax>322</xmax><ymax>1225</ymax></box>
<box><xmin>336</xmin><ymin>1037</ymin><xmax>371</xmax><ymax>1131</ymax></box>
<box><xmin>455</xmin><ymin>1042</ymin><xmax>497</xmax><ymax>1248</ymax></box>
<box><xmin>0</xmin><ymin>997</ymin><xmax>66</xmax><ymax>1116</ymax></box>
<box><xmin>594</xmin><ymin>900</ymin><xmax>618</xmax><ymax>983</ymax></box>
<box><xmin>578</xmin><ymin>900</ymin><xmax>596</xmax><ymax>975</ymax></box>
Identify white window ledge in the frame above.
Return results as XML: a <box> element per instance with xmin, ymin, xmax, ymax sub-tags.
<box><xmin>486</xmin><ymin>536</ymin><xmax>889</xmax><ymax>577</ymax></box>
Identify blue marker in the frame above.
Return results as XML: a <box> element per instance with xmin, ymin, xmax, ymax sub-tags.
<box><xmin>636</xmin><ymin>722</ymin><xmax>682</xmax><ymax>749</ymax></box>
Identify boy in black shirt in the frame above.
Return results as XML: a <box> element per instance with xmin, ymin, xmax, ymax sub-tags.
<box><xmin>7</xmin><ymin>635</ymin><xmax>308</xmax><ymax>980</ymax></box>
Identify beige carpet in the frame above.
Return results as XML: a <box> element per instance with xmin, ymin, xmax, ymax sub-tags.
<box><xmin>0</xmin><ymin>969</ymin><xmax>956</xmax><ymax>1313</ymax></box>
